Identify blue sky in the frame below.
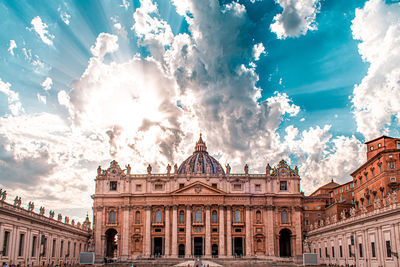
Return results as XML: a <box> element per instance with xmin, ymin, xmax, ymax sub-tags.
<box><xmin>1</xmin><ymin>0</ymin><xmax>399</xmax><ymax>221</ymax></box>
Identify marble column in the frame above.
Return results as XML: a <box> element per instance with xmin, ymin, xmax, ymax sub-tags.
<box><xmin>245</xmin><ymin>206</ymin><xmax>252</xmax><ymax>257</ymax></box>
<box><xmin>205</xmin><ymin>207</ymin><xmax>211</xmax><ymax>257</ymax></box>
<box><xmin>219</xmin><ymin>206</ymin><xmax>225</xmax><ymax>257</ymax></box>
<box><xmin>226</xmin><ymin>206</ymin><xmax>232</xmax><ymax>257</ymax></box>
<box><xmin>171</xmin><ymin>206</ymin><xmax>178</xmax><ymax>257</ymax></box>
<box><xmin>94</xmin><ymin>207</ymin><xmax>103</xmax><ymax>261</ymax></box>
<box><xmin>121</xmin><ymin>206</ymin><xmax>130</xmax><ymax>260</ymax></box>
<box><xmin>266</xmin><ymin>206</ymin><xmax>275</xmax><ymax>256</ymax></box>
<box><xmin>185</xmin><ymin>206</ymin><xmax>191</xmax><ymax>257</ymax></box>
<box><xmin>165</xmin><ymin>206</ymin><xmax>170</xmax><ymax>256</ymax></box>
<box><xmin>144</xmin><ymin>207</ymin><xmax>151</xmax><ymax>256</ymax></box>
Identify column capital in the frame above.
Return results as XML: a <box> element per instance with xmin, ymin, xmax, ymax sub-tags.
<box><xmin>144</xmin><ymin>205</ymin><xmax>152</xmax><ymax>210</ymax></box>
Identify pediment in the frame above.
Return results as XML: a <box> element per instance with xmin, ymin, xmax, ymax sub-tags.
<box><xmin>171</xmin><ymin>181</ymin><xmax>226</xmax><ymax>196</ymax></box>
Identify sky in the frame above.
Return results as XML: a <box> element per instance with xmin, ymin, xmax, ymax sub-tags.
<box><xmin>1</xmin><ymin>0</ymin><xmax>400</xmax><ymax>222</ymax></box>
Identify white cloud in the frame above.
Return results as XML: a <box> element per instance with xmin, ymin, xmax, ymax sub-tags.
<box><xmin>8</xmin><ymin>40</ymin><xmax>17</xmax><ymax>56</ymax></box>
<box><xmin>30</xmin><ymin>16</ymin><xmax>55</xmax><ymax>46</ymax></box>
<box><xmin>121</xmin><ymin>0</ymin><xmax>130</xmax><ymax>9</ymax></box>
<box><xmin>60</xmin><ymin>12</ymin><xmax>71</xmax><ymax>25</ymax></box>
<box><xmin>90</xmin><ymin>33</ymin><xmax>119</xmax><ymax>59</ymax></box>
<box><xmin>351</xmin><ymin>0</ymin><xmax>400</xmax><ymax>139</ymax></box>
<box><xmin>252</xmin><ymin>43</ymin><xmax>265</xmax><ymax>61</ymax></box>
<box><xmin>270</xmin><ymin>0</ymin><xmax>321</xmax><ymax>39</ymax></box>
<box><xmin>0</xmin><ymin>78</ymin><xmax>24</xmax><ymax>116</ymax></box>
<box><xmin>37</xmin><ymin>93</ymin><xmax>46</xmax><ymax>104</ymax></box>
<box><xmin>41</xmin><ymin>77</ymin><xmax>53</xmax><ymax>91</ymax></box>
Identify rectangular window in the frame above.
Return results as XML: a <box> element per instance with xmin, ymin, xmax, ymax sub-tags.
<box><xmin>386</xmin><ymin>240</ymin><xmax>391</xmax><ymax>257</ymax></box>
<box><xmin>325</xmin><ymin>247</ymin><xmax>328</xmax><ymax>257</ymax></box>
<box><xmin>280</xmin><ymin>181</ymin><xmax>287</xmax><ymax>191</ymax></box>
<box><xmin>348</xmin><ymin>245</ymin><xmax>352</xmax><ymax>257</ymax></box>
<box><xmin>211</xmin><ymin>183</ymin><xmax>217</xmax><ymax>189</ymax></box>
<box><xmin>255</xmin><ymin>184</ymin><xmax>261</xmax><ymax>191</ymax></box>
<box><xmin>154</xmin><ymin>184</ymin><xmax>163</xmax><ymax>190</ymax></box>
<box><xmin>18</xmin><ymin>233</ymin><xmax>25</xmax><ymax>257</ymax></box>
<box><xmin>2</xmin><ymin>231</ymin><xmax>10</xmax><ymax>256</ymax></box>
<box><xmin>179</xmin><ymin>228</ymin><xmax>185</xmax><ymax>233</ymax></box>
<box><xmin>233</xmin><ymin>184</ymin><xmax>242</xmax><ymax>190</ymax></box>
<box><xmin>378</xmin><ymin>143</ymin><xmax>382</xmax><ymax>148</ymax></box>
<box><xmin>397</xmin><ymin>143</ymin><xmax>400</xmax><ymax>149</ymax></box>
<box><xmin>73</xmin><ymin>243</ymin><xmax>76</xmax><ymax>257</ymax></box>
<box><xmin>52</xmin><ymin>239</ymin><xmax>56</xmax><ymax>257</ymax></box>
<box><xmin>41</xmin><ymin>235</ymin><xmax>47</xmax><ymax>257</ymax></box>
<box><xmin>67</xmin><ymin>241</ymin><xmax>70</xmax><ymax>256</ymax></box>
<box><xmin>109</xmin><ymin>181</ymin><xmax>117</xmax><ymax>191</ymax></box>
<box><xmin>339</xmin><ymin>245</ymin><xmax>343</xmax><ymax>258</ymax></box>
<box><xmin>179</xmin><ymin>183</ymin><xmax>185</xmax><ymax>189</ymax></box>
<box><xmin>391</xmin><ymin>163</ymin><xmax>395</xmax><ymax>169</ymax></box>
<box><xmin>371</xmin><ymin>242</ymin><xmax>376</xmax><ymax>258</ymax></box>
<box><xmin>135</xmin><ymin>184</ymin><xmax>142</xmax><ymax>191</ymax></box>
<box><xmin>212</xmin><ymin>228</ymin><xmax>218</xmax><ymax>233</ymax></box>
<box><xmin>60</xmin><ymin>240</ymin><xmax>64</xmax><ymax>257</ymax></box>
<box><xmin>319</xmin><ymin>248</ymin><xmax>322</xmax><ymax>258</ymax></box>
<box><xmin>359</xmin><ymin>243</ymin><xmax>363</xmax><ymax>258</ymax></box>
<box><xmin>370</xmin><ymin>146</ymin><xmax>373</xmax><ymax>151</ymax></box>
<box><xmin>332</xmin><ymin>247</ymin><xmax>335</xmax><ymax>258</ymax></box>
<box><xmin>32</xmin><ymin>236</ymin><xmax>37</xmax><ymax>257</ymax></box>
<box><xmin>305</xmin><ymin>220</ymin><xmax>309</xmax><ymax>226</ymax></box>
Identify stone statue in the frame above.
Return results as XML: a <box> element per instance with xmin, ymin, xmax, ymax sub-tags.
<box><xmin>65</xmin><ymin>216</ymin><xmax>69</xmax><ymax>223</ymax></box>
<box><xmin>266</xmin><ymin>164</ymin><xmax>271</xmax><ymax>175</ymax></box>
<box><xmin>340</xmin><ymin>210</ymin><xmax>346</xmax><ymax>220</ymax></box>
<box><xmin>0</xmin><ymin>190</ymin><xmax>7</xmax><ymax>201</ymax></box>
<box><xmin>13</xmin><ymin>196</ymin><xmax>21</xmax><ymax>207</ymax></box>
<box><xmin>320</xmin><ymin>219</ymin><xmax>324</xmax><ymax>226</ymax></box>
<box><xmin>325</xmin><ymin>217</ymin><xmax>330</xmax><ymax>225</ymax></box>
<box><xmin>28</xmin><ymin>201</ymin><xmax>34</xmax><ymax>211</ymax></box>
<box><xmin>39</xmin><ymin>206</ymin><xmax>45</xmax><ymax>216</ymax></box>
<box><xmin>196</xmin><ymin>160</ymin><xmax>202</xmax><ymax>174</ymax></box>
<box><xmin>97</xmin><ymin>165</ymin><xmax>101</xmax><ymax>176</ymax></box>
<box><xmin>389</xmin><ymin>191</ymin><xmax>397</xmax><ymax>204</ymax></box>
<box><xmin>350</xmin><ymin>207</ymin><xmax>356</xmax><ymax>217</ymax></box>
<box><xmin>126</xmin><ymin>164</ymin><xmax>131</xmax><ymax>175</ymax></box>
<box><xmin>310</xmin><ymin>224</ymin><xmax>314</xmax><ymax>230</ymax></box>
<box><xmin>332</xmin><ymin>214</ymin><xmax>337</xmax><ymax>223</ymax></box>
<box><xmin>58</xmin><ymin>214</ymin><xmax>62</xmax><ymax>221</ymax></box>
<box><xmin>294</xmin><ymin>166</ymin><xmax>299</xmax><ymax>175</ymax></box>
<box><xmin>87</xmin><ymin>237</ymin><xmax>95</xmax><ymax>252</ymax></box>
<box><xmin>217</xmin><ymin>164</ymin><xmax>223</xmax><ymax>174</ymax></box>
<box><xmin>147</xmin><ymin>164</ymin><xmax>152</xmax><ymax>174</ymax></box>
<box><xmin>244</xmin><ymin>164</ymin><xmax>249</xmax><ymax>175</ymax></box>
<box><xmin>71</xmin><ymin>219</ymin><xmax>75</xmax><ymax>226</ymax></box>
<box><xmin>167</xmin><ymin>164</ymin><xmax>171</xmax><ymax>175</ymax></box>
<box><xmin>226</xmin><ymin>163</ymin><xmax>231</xmax><ymax>174</ymax></box>
<box><xmin>373</xmin><ymin>198</ymin><xmax>381</xmax><ymax>209</ymax></box>
<box><xmin>49</xmin><ymin>210</ymin><xmax>55</xmax><ymax>219</ymax></box>
<box><xmin>360</xmin><ymin>204</ymin><xmax>367</xmax><ymax>213</ymax></box>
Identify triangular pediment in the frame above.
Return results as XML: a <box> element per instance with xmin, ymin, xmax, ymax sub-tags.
<box><xmin>171</xmin><ymin>181</ymin><xmax>226</xmax><ymax>195</ymax></box>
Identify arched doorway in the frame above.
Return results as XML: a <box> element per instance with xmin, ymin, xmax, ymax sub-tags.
<box><xmin>178</xmin><ymin>244</ymin><xmax>185</xmax><ymax>258</ymax></box>
<box><xmin>105</xmin><ymin>228</ymin><xmax>118</xmax><ymax>259</ymax></box>
<box><xmin>279</xmin><ymin>228</ymin><xmax>291</xmax><ymax>257</ymax></box>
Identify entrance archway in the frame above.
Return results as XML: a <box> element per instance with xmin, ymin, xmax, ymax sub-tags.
<box><xmin>193</xmin><ymin>237</ymin><xmax>203</xmax><ymax>256</ymax></box>
<box><xmin>279</xmin><ymin>228</ymin><xmax>292</xmax><ymax>257</ymax></box>
<box><xmin>105</xmin><ymin>228</ymin><xmax>118</xmax><ymax>258</ymax></box>
<box><xmin>178</xmin><ymin>244</ymin><xmax>185</xmax><ymax>258</ymax></box>
<box><xmin>153</xmin><ymin>237</ymin><xmax>163</xmax><ymax>256</ymax></box>
<box><xmin>211</xmin><ymin>244</ymin><xmax>218</xmax><ymax>257</ymax></box>
<box><xmin>233</xmin><ymin>237</ymin><xmax>243</xmax><ymax>257</ymax></box>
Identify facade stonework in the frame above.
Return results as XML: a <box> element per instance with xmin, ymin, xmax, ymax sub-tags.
<box><xmin>0</xmin><ymin>193</ymin><xmax>92</xmax><ymax>266</ymax></box>
<box><xmin>305</xmin><ymin>135</ymin><xmax>400</xmax><ymax>267</ymax></box>
<box><xmin>92</xmin><ymin>136</ymin><xmax>303</xmax><ymax>262</ymax></box>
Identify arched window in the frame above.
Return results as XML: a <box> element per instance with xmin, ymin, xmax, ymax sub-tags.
<box><xmin>179</xmin><ymin>210</ymin><xmax>185</xmax><ymax>223</ymax></box>
<box><xmin>212</xmin><ymin>210</ymin><xmax>218</xmax><ymax>223</ymax></box>
<box><xmin>135</xmin><ymin>211</ymin><xmax>140</xmax><ymax>224</ymax></box>
<box><xmin>234</xmin><ymin>210</ymin><xmax>241</xmax><ymax>222</ymax></box>
<box><xmin>108</xmin><ymin>211</ymin><xmax>116</xmax><ymax>224</ymax></box>
<box><xmin>195</xmin><ymin>209</ymin><xmax>202</xmax><ymax>222</ymax></box>
<box><xmin>256</xmin><ymin>210</ymin><xmax>261</xmax><ymax>223</ymax></box>
<box><xmin>155</xmin><ymin>210</ymin><xmax>162</xmax><ymax>222</ymax></box>
<box><xmin>281</xmin><ymin>210</ymin><xmax>288</xmax><ymax>224</ymax></box>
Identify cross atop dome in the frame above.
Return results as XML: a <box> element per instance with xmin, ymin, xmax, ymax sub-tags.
<box><xmin>194</xmin><ymin>133</ymin><xmax>207</xmax><ymax>153</ymax></box>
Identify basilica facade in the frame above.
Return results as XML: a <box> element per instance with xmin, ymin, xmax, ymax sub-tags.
<box><xmin>92</xmin><ymin>135</ymin><xmax>303</xmax><ymax>262</ymax></box>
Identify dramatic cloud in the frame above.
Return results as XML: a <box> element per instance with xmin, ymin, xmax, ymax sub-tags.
<box><xmin>30</xmin><ymin>16</ymin><xmax>55</xmax><ymax>46</ymax></box>
<box><xmin>8</xmin><ymin>40</ymin><xmax>17</xmax><ymax>56</ymax></box>
<box><xmin>270</xmin><ymin>0</ymin><xmax>321</xmax><ymax>39</ymax></box>
<box><xmin>253</xmin><ymin>43</ymin><xmax>265</xmax><ymax>61</ymax></box>
<box><xmin>351</xmin><ymin>0</ymin><xmax>400</xmax><ymax>139</ymax></box>
<box><xmin>90</xmin><ymin>33</ymin><xmax>119</xmax><ymax>59</ymax></box>
<box><xmin>0</xmin><ymin>78</ymin><xmax>24</xmax><ymax>116</ymax></box>
<box><xmin>41</xmin><ymin>77</ymin><xmax>53</xmax><ymax>91</ymax></box>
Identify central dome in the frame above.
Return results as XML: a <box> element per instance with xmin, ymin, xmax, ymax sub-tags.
<box><xmin>178</xmin><ymin>134</ymin><xmax>225</xmax><ymax>175</ymax></box>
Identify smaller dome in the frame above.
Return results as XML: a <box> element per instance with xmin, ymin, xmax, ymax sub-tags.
<box><xmin>178</xmin><ymin>134</ymin><xmax>224</xmax><ymax>175</ymax></box>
